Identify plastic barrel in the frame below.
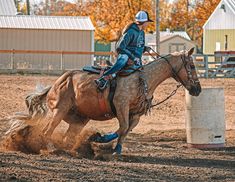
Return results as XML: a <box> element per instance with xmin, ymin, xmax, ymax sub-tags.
<box><xmin>185</xmin><ymin>88</ymin><xmax>225</xmax><ymax>148</ymax></box>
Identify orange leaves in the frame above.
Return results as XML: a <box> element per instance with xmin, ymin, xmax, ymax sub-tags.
<box><xmin>82</xmin><ymin>0</ymin><xmax>154</xmax><ymax>42</ymax></box>
<box><xmin>32</xmin><ymin>0</ymin><xmax>221</xmax><ymax>48</ymax></box>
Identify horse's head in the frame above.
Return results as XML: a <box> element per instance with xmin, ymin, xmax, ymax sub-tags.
<box><xmin>171</xmin><ymin>48</ymin><xmax>201</xmax><ymax>96</ymax></box>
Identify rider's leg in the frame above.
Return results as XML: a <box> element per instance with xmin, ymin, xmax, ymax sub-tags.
<box><xmin>103</xmin><ymin>54</ymin><xmax>129</xmax><ymax>76</ymax></box>
<box><xmin>95</xmin><ymin>54</ymin><xmax>129</xmax><ymax>89</ymax></box>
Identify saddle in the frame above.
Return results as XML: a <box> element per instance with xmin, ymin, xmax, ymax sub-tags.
<box><xmin>83</xmin><ymin>64</ymin><xmax>142</xmax><ymax>76</ymax></box>
<box><xmin>82</xmin><ymin>64</ymin><xmax>142</xmax><ymax>117</ymax></box>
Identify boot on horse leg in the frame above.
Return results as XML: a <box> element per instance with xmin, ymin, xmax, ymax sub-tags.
<box><xmin>93</xmin><ymin>132</ymin><xmax>119</xmax><ymax>143</ymax></box>
<box><xmin>114</xmin><ymin>115</ymin><xmax>140</xmax><ymax>155</ymax></box>
<box><xmin>112</xmin><ymin>114</ymin><xmax>130</xmax><ymax>155</ymax></box>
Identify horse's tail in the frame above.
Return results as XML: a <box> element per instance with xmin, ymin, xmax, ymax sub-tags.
<box><xmin>25</xmin><ymin>86</ymin><xmax>51</xmax><ymax>120</ymax></box>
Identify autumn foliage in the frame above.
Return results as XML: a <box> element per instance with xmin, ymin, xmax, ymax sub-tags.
<box><xmin>26</xmin><ymin>0</ymin><xmax>221</xmax><ymax>48</ymax></box>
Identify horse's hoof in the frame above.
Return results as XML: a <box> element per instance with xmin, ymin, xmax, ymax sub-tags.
<box><xmin>88</xmin><ymin>132</ymin><xmax>102</xmax><ymax>142</ymax></box>
<box><xmin>112</xmin><ymin>151</ymin><xmax>120</xmax><ymax>156</ymax></box>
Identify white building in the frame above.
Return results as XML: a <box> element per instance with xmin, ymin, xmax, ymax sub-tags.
<box><xmin>145</xmin><ymin>30</ymin><xmax>196</xmax><ymax>55</ymax></box>
<box><xmin>0</xmin><ymin>0</ymin><xmax>17</xmax><ymax>15</ymax></box>
<box><xmin>203</xmin><ymin>0</ymin><xmax>235</xmax><ymax>54</ymax></box>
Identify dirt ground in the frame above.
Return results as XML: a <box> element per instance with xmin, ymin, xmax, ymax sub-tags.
<box><xmin>0</xmin><ymin>74</ymin><xmax>234</xmax><ymax>181</ymax></box>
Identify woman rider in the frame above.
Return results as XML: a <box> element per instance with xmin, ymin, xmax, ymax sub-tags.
<box><xmin>95</xmin><ymin>10</ymin><xmax>153</xmax><ymax>90</ymax></box>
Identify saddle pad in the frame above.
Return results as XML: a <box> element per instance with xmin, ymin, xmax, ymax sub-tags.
<box><xmin>83</xmin><ymin>65</ymin><xmax>142</xmax><ymax>76</ymax></box>
<box><xmin>118</xmin><ymin>65</ymin><xmax>142</xmax><ymax>76</ymax></box>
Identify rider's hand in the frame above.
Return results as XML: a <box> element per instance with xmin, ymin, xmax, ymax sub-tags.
<box><xmin>134</xmin><ymin>57</ymin><xmax>141</xmax><ymax>66</ymax></box>
<box><xmin>144</xmin><ymin>46</ymin><xmax>152</xmax><ymax>53</ymax></box>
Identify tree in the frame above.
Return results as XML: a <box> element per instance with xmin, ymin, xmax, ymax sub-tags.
<box><xmin>57</xmin><ymin>0</ymin><xmax>155</xmax><ymax>42</ymax></box>
<box><xmin>165</xmin><ymin>0</ymin><xmax>220</xmax><ymax>49</ymax></box>
<box><xmin>193</xmin><ymin>0</ymin><xmax>220</xmax><ymax>47</ymax></box>
<box><xmin>168</xmin><ymin>0</ymin><xmax>191</xmax><ymax>31</ymax></box>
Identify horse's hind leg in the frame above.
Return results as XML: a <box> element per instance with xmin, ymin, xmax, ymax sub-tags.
<box><xmin>43</xmin><ymin>108</ymin><xmax>67</xmax><ymax>138</ymax></box>
<box><xmin>62</xmin><ymin>112</ymin><xmax>89</xmax><ymax>149</ymax></box>
<box><xmin>63</xmin><ymin>122</ymin><xmax>89</xmax><ymax>149</ymax></box>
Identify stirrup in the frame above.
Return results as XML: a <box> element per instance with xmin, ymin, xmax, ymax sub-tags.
<box><xmin>99</xmin><ymin>80</ymin><xmax>108</xmax><ymax>90</ymax></box>
<box><xmin>95</xmin><ymin>79</ymin><xmax>108</xmax><ymax>90</ymax></box>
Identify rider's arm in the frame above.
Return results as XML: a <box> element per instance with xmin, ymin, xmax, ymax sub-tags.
<box><xmin>116</xmin><ymin>31</ymin><xmax>135</xmax><ymax>61</ymax></box>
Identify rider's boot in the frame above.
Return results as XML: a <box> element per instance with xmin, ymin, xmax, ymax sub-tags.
<box><xmin>95</xmin><ymin>74</ymin><xmax>116</xmax><ymax>91</ymax></box>
<box><xmin>95</xmin><ymin>77</ymin><xmax>109</xmax><ymax>90</ymax></box>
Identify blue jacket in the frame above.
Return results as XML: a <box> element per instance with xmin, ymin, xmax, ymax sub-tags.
<box><xmin>116</xmin><ymin>23</ymin><xmax>146</xmax><ymax>61</ymax></box>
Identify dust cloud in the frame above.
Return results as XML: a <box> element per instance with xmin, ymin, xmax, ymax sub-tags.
<box><xmin>0</xmin><ymin>113</ymin><xmax>114</xmax><ymax>160</ymax></box>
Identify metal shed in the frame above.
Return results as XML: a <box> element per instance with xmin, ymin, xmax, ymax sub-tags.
<box><xmin>145</xmin><ymin>33</ymin><xmax>196</xmax><ymax>55</ymax></box>
<box><xmin>0</xmin><ymin>15</ymin><xmax>95</xmax><ymax>71</ymax></box>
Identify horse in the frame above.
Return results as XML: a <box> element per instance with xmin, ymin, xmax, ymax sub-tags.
<box><xmin>25</xmin><ymin>47</ymin><xmax>201</xmax><ymax>155</ymax></box>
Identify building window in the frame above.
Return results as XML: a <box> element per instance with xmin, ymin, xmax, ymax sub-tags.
<box><xmin>169</xmin><ymin>43</ymin><xmax>186</xmax><ymax>53</ymax></box>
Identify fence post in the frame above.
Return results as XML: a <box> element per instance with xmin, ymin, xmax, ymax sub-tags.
<box><xmin>111</xmin><ymin>51</ymin><xmax>115</xmax><ymax>63</ymax></box>
<box><xmin>11</xmin><ymin>49</ymin><xmax>15</xmax><ymax>70</ymax></box>
<box><xmin>60</xmin><ymin>51</ymin><xmax>64</xmax><ymax>70</ymax></box>
<box><xmin>204</xmin><ymin>55</ymin><xmax>209</xmax><ymax>78</ymax></box>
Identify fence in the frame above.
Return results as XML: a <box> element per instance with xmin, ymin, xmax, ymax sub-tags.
<box><xmin>0</xmin><ymin>49</ymin><xmax>116</xmax><ymax>75</ymax></box>
<box><xmin>193</xmin><ymin>54</ymin><xmax>235</xmax><ymax>78</ymax></box>
<box><xmin>0</xmin><ymin>49</ymin><xmax>234</xmax><ymax>78</ymax></box>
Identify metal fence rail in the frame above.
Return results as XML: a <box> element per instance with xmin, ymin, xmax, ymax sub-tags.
<box><xmin>0</xmin><ymin>49</ymin><xmax>234</xmax><ymax>78</ymax></box>
<box><xmin>193</xmin><ymin>54</ymin><xmax>235</xmax><ymax>78</ymax></box>
<box><xmin>0</xmin><ymin>49</ymin><xmax>116</xmax><ymax>75</ymax></box>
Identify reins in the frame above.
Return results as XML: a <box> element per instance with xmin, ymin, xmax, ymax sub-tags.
<box><xmin>146</xmin><ymin>48</ymin><xmax>184</xmax><ymax>108</ymax></box>
<box><xmin>148</xmin><ymin>47</ymin><xmax>186</xmax><ymax>87</ymax></box>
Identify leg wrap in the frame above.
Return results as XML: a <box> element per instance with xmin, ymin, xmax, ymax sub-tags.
<box><xmin>95</xmin><ymin>132</ymin><xmax>118</xmax><ymax>143</ymax></box>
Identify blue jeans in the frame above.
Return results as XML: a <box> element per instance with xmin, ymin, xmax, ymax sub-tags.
<box><xmin>103</xmin><ymin>54</ymin><xmax>129</xmax><ymax>76</ymax></box>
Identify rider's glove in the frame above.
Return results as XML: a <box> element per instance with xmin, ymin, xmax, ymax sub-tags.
<box><xmin>134</xmin><ymin>57</ymin><xmax>141</xmax><ymax>66</ymax></box>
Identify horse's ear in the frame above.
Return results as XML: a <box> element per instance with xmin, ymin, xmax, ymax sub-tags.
<box><xmin>188</xmin><ymin>47</ymin><xmax>194</xmax><ymax>56</ymax></box>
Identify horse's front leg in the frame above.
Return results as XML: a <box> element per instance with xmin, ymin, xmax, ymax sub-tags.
<box><xmin>95</xmin><ymin>103</ymin><xmax>130</xmax><ymax>154</ymax></box>
<box><xmin>104</xmin><ymin>100</ymin><xmax>130</xmax><ymax>155</ymax></box>
<box><xmin>114</xmin><ymin>114</ymin><xmax>140</xmax><ymax>155</ymax></box>
<box><xmin>126</xmin><ymin>114</ymin><xmax>140</xmax><ymax>133</ymax></box>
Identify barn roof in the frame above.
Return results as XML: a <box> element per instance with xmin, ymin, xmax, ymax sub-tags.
<box><xmin>226</xmin><ymin>0</ymin><xmax>235</xmax><ymax>14</ymax></box>
<box><xmin>160</xmin><ymin>30</ymin><xmax>191</xmax><ymax>40</ymax></box>
<box><xmin>0</xmin><ymin>0</ymin><xmax>17</xmax><ymax>15</ymax></box>
<box><xmin>147</xmin><ymin>34</ymin><xmax>194</xmax><ymax>46</ymax></box>
<box><xmin>145</xmin><ymin>30</ymin><xmax>191</xmax><ymax>45</ymax></box>
<box><xmin>0</xmin><ymin>15</ymin><xmax>95</xmax><ymax>31</ymax></box>
<box><xmin>203</xmin><ymin>0</ymin><xmax>235</xmax><ymax>29</ymax></box>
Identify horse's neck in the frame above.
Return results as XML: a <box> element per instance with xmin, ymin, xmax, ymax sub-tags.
<box><xmin>144</xmin><ymin>57</ymin><xmax>173</xmax><ymax>96</ymax></box>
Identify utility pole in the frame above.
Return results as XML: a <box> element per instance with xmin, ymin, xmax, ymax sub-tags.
<box><xmin>45</xmin><ymin>0</ymin><xmax>50</xmax><ymax>15</ymax></box>
<box><xmin>156</xmin><ymin>0</ymin><xmax>160</xmax><ymax>55</ymax></box>
<box><xmin>26</xmin><ymin>0</ymin><xmax>30</xmax><ymax>15</ymax></box>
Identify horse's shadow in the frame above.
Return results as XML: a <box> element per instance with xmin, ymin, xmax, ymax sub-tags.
<box><xmin>119</xmin><ymin>147</ymin><xmax>235</xmax><ymax>169</ymax></box>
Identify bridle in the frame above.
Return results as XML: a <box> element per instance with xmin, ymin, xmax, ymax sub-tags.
<box><xmin>146</xmin><ymin>48</ymin><xmax>199</xmax><ymax>108</ymax></box>
<box><xmin>147</xmin><ymin>48</ymin><xmax>198</xmax><ymax>87</ymax></box>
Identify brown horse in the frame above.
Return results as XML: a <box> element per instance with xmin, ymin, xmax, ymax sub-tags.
<box><xmin>26</xmin><ymin>48</ymin><xmax>201</xmax><ymax>154</ymax></box>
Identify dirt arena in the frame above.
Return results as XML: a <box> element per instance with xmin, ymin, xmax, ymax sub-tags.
<box><xmin>0</xmin><ymin>74</ymin><xmax>234</xmax><ymax>181</ymax></box>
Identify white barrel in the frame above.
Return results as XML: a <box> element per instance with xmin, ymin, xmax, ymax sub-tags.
<box><xmin>185</xmin><ymin>88</ymin><xmax>225</xmax><ymax>148</ymax></box>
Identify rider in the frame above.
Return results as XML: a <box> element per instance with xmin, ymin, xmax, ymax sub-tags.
<box><xmin>95</xmin><ymin>10</ymin><xmax>153</xmax><ymax>90</ymax></box>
